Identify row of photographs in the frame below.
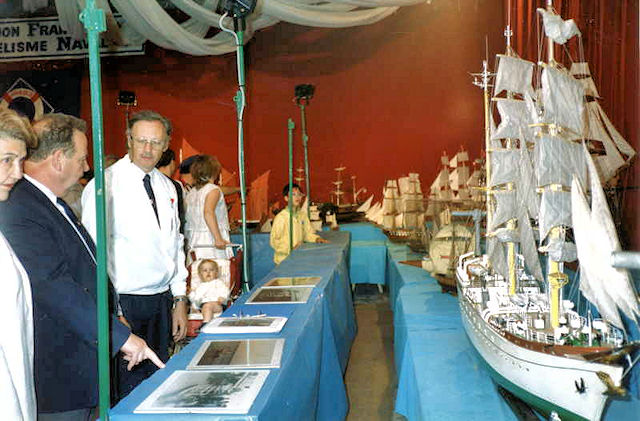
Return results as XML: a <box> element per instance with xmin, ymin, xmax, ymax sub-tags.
<box><xmin>245</xmin><ymin>276</ymin><xmax>322</xmax><ymax>304</ymax></box>
<box><xmin>136</xmin><ymin>339</ymin><xmax>284</xmax><ymax>414</ymax></box>
<box><xmin>136</xmin><ymin>276</ymin><xmax>323</xmax><ymax>414</ymax></box>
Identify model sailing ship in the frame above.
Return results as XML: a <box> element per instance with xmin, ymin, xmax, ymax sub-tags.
<box><xmin>424</xmin><ymin>149</ymin><xmax>483</xmax><ymax>291</ymax></box>
<box><xmin>322</xmin><ymin>165</ymin><xmax>365</xmax><ymax>224</ymax></box>
<box><xmin>375</xmin><ymin>174</ymin><xmax>427</xmax><ymax>245</ymax></box>
<box><xmin>457</xmin><ymin>3</ymin><xmax>639</xmax><ymax>420</ymax></box>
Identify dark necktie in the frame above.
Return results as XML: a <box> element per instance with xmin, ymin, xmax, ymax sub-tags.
<box><xmin>143</xmin><ymin>174</ymin><xmax>160</xmax><ymax>227</ymax></box>
<box><xmin>56</xmin><ymin>197</ymin><xmax>96</xmax><ymax>259</ymax></box>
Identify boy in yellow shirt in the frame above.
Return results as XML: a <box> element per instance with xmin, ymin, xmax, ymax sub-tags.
<box><xmin>270</xmin><ymin>183</ymin><xmax>329</xmax><ymax>264</ymax></box>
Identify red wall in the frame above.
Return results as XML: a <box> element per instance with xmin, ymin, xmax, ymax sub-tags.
<box><xmin>81</xmin><ymin>1</ymin><xmax>505</xmax><ymax>206</ymax></box>
<box><xmin>80</xmin><ymin>1</ymin><xmax>638</xmax><ymax>246</ymax></box>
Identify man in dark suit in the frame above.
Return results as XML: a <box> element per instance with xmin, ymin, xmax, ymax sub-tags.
<box><xmin>0</xmin><ymin>113</ymin><xmax>164</xmax><ymax>421</ymax></box>
<box><xmin>156</xmin><ymin>148</ymin><xmax>185</xmax><ymax>233</ymax></box>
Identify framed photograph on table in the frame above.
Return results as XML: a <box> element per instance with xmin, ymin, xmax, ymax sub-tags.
<box><xmin>201</xmin><ymin>316</ymin><xmax>288</xmax><ymax>334</ymax></box>
<box><xmin>263</xmin><ymin>276</ymin><xmax>321</xmax><ymax>287</ymax></box>
<box><xmin>188</xmin><ymin>339</ymin><xmax>285</xmax><ymax>370</ymax></box>
<box><xmin>245</xmin><ymin>286</ymin><xmax>313</xmax><ymax>304</ymax></box>
<box><xmin>134</xmin><ymin>370</ymin><xmax>269</xmax><ymax>414</ymax></box>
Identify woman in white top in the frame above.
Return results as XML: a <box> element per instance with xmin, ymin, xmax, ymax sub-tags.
<box><xmin>0</xmin><ymin>109</ymin><xmax>38</xmax><ymax>420</ymax></box>
<box><xmin>184</xmin><ymin>155</ymin><xmax>233</xmax><ymax>261</ymax></box>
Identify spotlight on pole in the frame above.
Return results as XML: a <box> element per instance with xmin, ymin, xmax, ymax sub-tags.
<box><xmin>294</xmin><ymin>84</ymin><xmax>315</xmax><ymax>105</ymax></box>
<box><xmin>215</xmin><ymin>0</ymin><xmax>257</xmax><ymax>18</ymax></box>
<box><xmin>117</xmin><ymin>90</ymin><xmax>136</xmax><ymax>125</ymax></box>
<box><xmin>294</xmin><ymin>84</ymin><xmax>315</xmax><ymax>217</ymax></box>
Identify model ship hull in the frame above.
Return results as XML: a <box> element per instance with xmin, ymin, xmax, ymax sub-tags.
<box><xmin>456</xmin><ymin>255</ymin><xmax>623</xmax><ymax>421</ymax></box>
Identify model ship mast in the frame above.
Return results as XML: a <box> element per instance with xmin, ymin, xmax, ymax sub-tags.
<box><xmin>331</xmin><ymin>166</ymin><xmax>346</xmax><ymax>206</ymax></box>
<box><xmin>351</xmin><ymin>175</ymin><xmax>367</xmax><ymax>204</ymax></box>
<box><xmin>543</xmin><ymin>0</ymin><xmax>565</xmax><ymax>328</ymax></box>
<box><xmin>502</xmin><ymin>14</ymin><xmax>519</xmax><ymax>297</ymax></box>
<box><xmin>381</xmin><ymin>179</ymin><xmax>399</xmax><ymax>230</ymax></box>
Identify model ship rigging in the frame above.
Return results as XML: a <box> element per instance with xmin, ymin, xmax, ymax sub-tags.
<box><xmin>320</xmin><ymin>165</ymin><xmax>366</xmax><ymax>224</ymax></box>
<box><xmin>456</xmin><ymin>2</ymin><xmax>639</xmax><ymax>420</ymax></box>
<box><xmin>422</xmin><ymin>149</ymin><xmax>483</xmax><ymax>291</ymax></box>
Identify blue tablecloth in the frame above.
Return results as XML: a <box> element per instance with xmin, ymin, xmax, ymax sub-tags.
<box><xmin>110</xmin><ymin>231</ymin><xmax>356</xmax><ymax>420</ymax></box>
<box><xmin>234</xmin><ymin>222</ymin><xmax>387</xmax><ymax>287</ymax></box>
<box><xmin>387</xmin><ymin>236</ymin><xmax>640</xmax><ymax>420</ymax></box>
<box><xmin>385</xmin><ymin>242</ymin><xmax>424</xmax><ymax>310</ymax></box>
<box><xmin>230</xmin><ymin>232</ymin><xmax>274</xmax><ymax>289</ymax></box>
<box><xmin>336</xmin><ymin>223</ymin><xmax>388</xmax><ymax>285</ymax></box>
<box><xmin>336</xmin><ymin>222</ymin><xmax>387</xmax><ymax>242</ymax></box>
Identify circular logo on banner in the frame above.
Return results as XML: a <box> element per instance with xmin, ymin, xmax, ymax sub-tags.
<box><xmin>0</xmin><ymin>78</ymin><xmax>54</xmax><ymax>121</ymax></box>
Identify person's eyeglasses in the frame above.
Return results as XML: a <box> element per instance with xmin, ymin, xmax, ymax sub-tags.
<box><xmin>131</xmin><ymin>137</ymin><xmax>165</xmax><ymax>150</ymax></box>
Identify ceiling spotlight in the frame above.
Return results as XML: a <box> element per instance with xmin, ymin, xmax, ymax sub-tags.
<box><xmin>215</xmin><ymin>0</ymin><xmax>257</xmax><ymax>18</ymax></box>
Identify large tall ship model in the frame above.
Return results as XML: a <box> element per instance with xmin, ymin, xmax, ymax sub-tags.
<box><xmin>456</xmin><ymin>3</ymin><xmax>639</xmax><ymax>420</ymax></box>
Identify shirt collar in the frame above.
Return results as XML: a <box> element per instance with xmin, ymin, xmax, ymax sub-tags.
<box><xmin>123</xmin><ymin>153</ymin><xmax>159</xmax><ymax>180</ymax></box>
<box><xmin>24</xmin><ymin>174</ymin><xmax>58</xmax><ymax>205</ymax></box>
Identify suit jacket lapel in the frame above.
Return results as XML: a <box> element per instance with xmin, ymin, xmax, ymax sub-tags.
<box><xmin>22</xmin><ymin>179</ymin><xmax>97</xmax><ymax>264</ymax></box>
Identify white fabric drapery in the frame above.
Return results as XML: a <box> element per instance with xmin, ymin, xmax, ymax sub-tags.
<box><xmin>54</xmin><ymin>0</ymin><xmax>425</xmax><ymax>56</ymax></box>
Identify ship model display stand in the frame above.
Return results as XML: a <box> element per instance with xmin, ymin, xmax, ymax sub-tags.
<box><xmin>456</xmin><ymin>2</ymin><xmax>639</xmax><ymax>420</ymax></box>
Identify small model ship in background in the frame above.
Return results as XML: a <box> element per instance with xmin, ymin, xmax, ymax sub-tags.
<box><xmin>423</xmin><ymin>149</ymin><xmax>483</xmax><ymax>293</ymax></box>
<box><xmin>376</xmin><ymin>174</ymin><xmax>427</xmax><ymax>246</ymax></box>
<box><xmin>322</xmin><ymin>165</ymin><xmax>366</xmax><ymax>224</ymax></box>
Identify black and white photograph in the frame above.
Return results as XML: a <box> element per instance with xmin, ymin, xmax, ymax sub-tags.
<box><xmin>263</xmin><ymin>276</ymin><xmax>322</xmax><ymax>287</ymax></box>
<box><xmin>188</xmin><ymin>339</ymin><xmax>285</xmax><ymax>369</ymax></box>
<box><xmin>201</xmin><ymin>316</ymin><xmax>288</xmax><ymax>334</ymax></box>
<box><xmin>134</xmin><ymin>370</ymin><xmax>269</xmax><ymax>414</ymax></box>
<box><xmin>245</xmin><ymin>286</ymin><xmax>314</xmax><ymax>304</ymax></box>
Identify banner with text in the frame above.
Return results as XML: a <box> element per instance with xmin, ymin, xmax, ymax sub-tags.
<box><xmin>0</xmin><ymin>15</ymin><xmax>144</xmax><ymax>62</ymax></box>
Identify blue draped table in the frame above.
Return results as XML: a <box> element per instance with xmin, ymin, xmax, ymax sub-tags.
<box><xmin>230</xmin><ymin>232</ymin><xmax>273</xmax><ymax>289</ymax></box>
<box><xmin>231</xmin><ymin>222</ymin><xmax>389</xmax><ymax>288</ymax></box>
<box><xmin>109</xmin><ymin>231</ymin><xmax>356</xmax><ymax>420</ymax></box>
<box><xmin>334</xmin><ymin>223</ymin><xmax>388</xmax><ymax>286</ymax></box>
<box><xmin>386</xmin><ymin>233</ymin><xmax>640</xmax><ymax>420</ymax></box>
<box><xmin>386</xmin><ymin>242</ymin><xmax>515</xmax><ymax>420</ymax></box>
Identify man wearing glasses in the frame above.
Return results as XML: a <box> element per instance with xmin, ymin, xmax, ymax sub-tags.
<box><xmin>81</xmin><ymin>110</ymin><xmax>188</xmax><ymax>400</ymax></box>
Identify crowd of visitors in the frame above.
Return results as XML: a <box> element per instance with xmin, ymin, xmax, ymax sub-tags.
<box><xmin>0</xmin><ymin>108</ymin><xmax>326</xmax><ymax>420</ymax></box>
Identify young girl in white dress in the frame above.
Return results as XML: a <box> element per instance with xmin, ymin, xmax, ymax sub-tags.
<box><xmin>189</xmin><ymin>259</ymin><xmax>229</xmax><ymax>322</ymax></box>
<box><xmin>184</xmin><ymin>155</ymin><xmax>233</xmax><ymax>261</ymax></box>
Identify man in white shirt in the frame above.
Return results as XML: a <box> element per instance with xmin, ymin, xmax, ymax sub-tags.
<box><xmin>82</xmin><ymin>110</ymin><xmax>188</xmax><ymax>400</ymax></box>
<box><xmin>0</xmin><ymin>113</ymin><xmax>163</xmax><ymax>420</ymax></box>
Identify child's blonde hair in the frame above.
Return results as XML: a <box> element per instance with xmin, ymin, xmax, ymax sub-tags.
<box><xmin>197</xmin><ymin>259</ymin><xmax>219</xmax><ymax>281</ymax></box>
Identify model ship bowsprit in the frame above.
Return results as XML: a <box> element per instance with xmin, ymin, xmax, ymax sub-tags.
<box><xmin>456</xmin><ymin>3</ymin><xmax>639</xmax><ymax>421</ymax></box>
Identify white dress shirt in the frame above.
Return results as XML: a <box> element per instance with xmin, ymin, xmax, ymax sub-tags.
<box><xmin>81</xmin><ymin>155</ymin><xmax>187</xmax><ymax>296</ymax></box>
<box><xmin>0</xmin><ymin>232</ymin><xmax>36</xmax><ymax>421</ymax></box>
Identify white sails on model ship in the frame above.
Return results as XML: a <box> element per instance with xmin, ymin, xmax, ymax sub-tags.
<box><xmin>365</xmin><ymin>174</ymin><xmax>425</xmax><ymax>231</ymax></box>
<box><xmin>457</xmin><ymin>5</ymin><xmax>639</xmax><ymax>421</ymax></box>
<box><xmin>426</xmin><ymin>149</ymin><xmax>484</xmax><ymax>225</ymax></box>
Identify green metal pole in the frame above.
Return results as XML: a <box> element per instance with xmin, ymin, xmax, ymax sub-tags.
<box><xmin>299</xmin><ymin>103</ymin><xmax>311</xmax><ymax>219</ymax></box>
<box><xmin>79</xmin><ymin>2</ymin><xmax>109</xmax><ymax>420</ymax></box>
<box><xmin>233</xmin><ymin>28</ymin><xmax>250</xmax><ymax>293</ymax></box>
<box><xmin>287</xmin><ymin>118</ymin><xmax>295</xmax><ymax>252</ymax></box>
